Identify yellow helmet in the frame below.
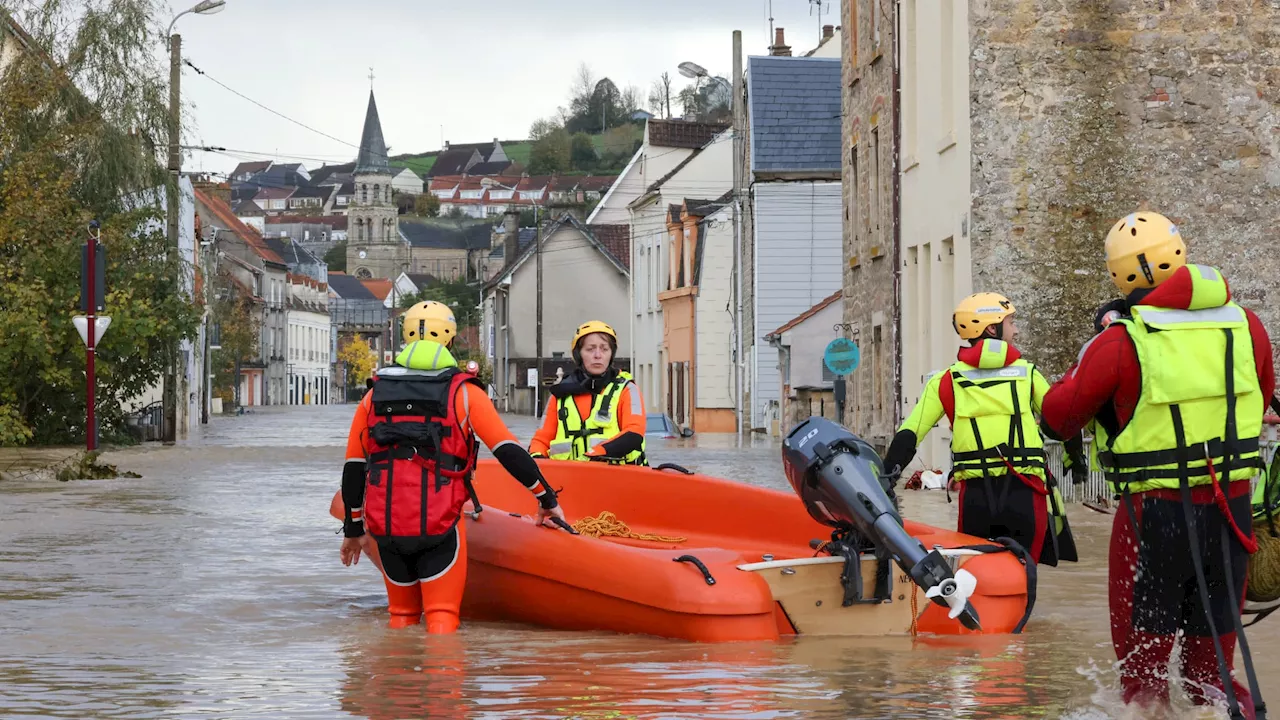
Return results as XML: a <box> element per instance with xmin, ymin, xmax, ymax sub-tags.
<box><xmin>1104</xmin><ymin>211</ymin><xmax>1187</xmax><ymax>294</ymax></box>
<box><xmin>401</xmin><ymin>300</ymin><xmax>456</xmax><ymax>346</ymax></box>
<box><xmin>953</xmin><ymin>292</ymin><xmax>1015</xmax><ymax>340</ymax></box>
<box><xmin>570</xmin><ymin>320</ymin><xmax>617</xmax><ymax>360</ymax></box>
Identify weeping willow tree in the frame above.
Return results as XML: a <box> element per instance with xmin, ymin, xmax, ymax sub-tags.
<box><xmin>0</xmin><ymin>1</ymin><xmax>200</xmax><ymax>445</ymax></box>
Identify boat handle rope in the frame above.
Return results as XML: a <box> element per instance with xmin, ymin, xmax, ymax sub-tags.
<box><xmin>655</xmin><ymin>463</ymin><xmax>694</xmax><ymax>475</ymax></box>
<box><xmin>673</xmin><ymin>555</ymin><xmax>717</xmax><ymax>585</ymax></box>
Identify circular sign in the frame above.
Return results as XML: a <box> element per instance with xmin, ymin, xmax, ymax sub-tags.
<box><xmin>823</xmin><ymin>337</ymin><xmax>861</xmax><ymax>376</ymax></box>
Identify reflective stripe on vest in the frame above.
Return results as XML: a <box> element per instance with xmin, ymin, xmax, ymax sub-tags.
<box><xmin>948</xmin><ymin>357</ymin><xmax>1044</xmax><ymax>481</ymax></box>
<box><xmin>1099</xmin><ymin>268</ymin><xmax>1264</xmax><ymax>493</ymax></box>
<box><xmin>548</xmin><ymin>371</ymin><xmax>647</xmax><ymax>465</ymax></box>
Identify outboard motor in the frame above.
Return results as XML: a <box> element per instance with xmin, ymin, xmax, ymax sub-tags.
<box><xmin>782</xmin><ymin>416</ymin><xmax>981</xmax><ymax>631</ymax></box>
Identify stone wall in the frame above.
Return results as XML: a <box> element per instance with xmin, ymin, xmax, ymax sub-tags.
<box><xmin>970</xmin><ymin>0</ymin><xmax>1280</xmax><ymax>379</ymax></box>
<box><xmin>842</xmin><ymin>0</ymin><xmax>900</xmax><ymax>451</ymax></box>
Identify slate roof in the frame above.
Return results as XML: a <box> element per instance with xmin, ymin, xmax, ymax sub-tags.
<box><xmin>465</xmin><ymin>160</ymin><xmax>513</xmax><ymax>176</ymax></box>
<box><xmin>326</xmin><ymin>272</ymin><xmax>378</xmax><ymax>300</ymax></box>
<box><xmin>265</xmin><ymin>214</ymin><xmax>349</xmax><ymax>231</ymax></box>
<box><xmin>398</xmin><ymin>219</ymin><xmax>493</xmax><ymax>250</ymax></box>
<box><xmin>261</xmin><ymin>235</ymin><xmax>325</xmax><ymax>268</ymax></box>
<box><xmin>488</xmin><ymin>228</ymin><xmax>537</xmax><ymax>259</ymax></box>
<box><xmin>405</xmin><ymin>273</ymin><xmax>439</xmax><ymax>289</ymax></box>
<box><xmin>355</xmin><ymin>91</ymin><xmax>390</xmax><ymax>174</ymax></box>
<box><xmin>647</xmin><ymin>119</ymin><xmax>729</xmax><ymax>149</ymax></box>
<box><xmin>290</xmin><ymin>185</ymin><xmax>333</xmax><ymax>199</ymax></box>
<box><xmin>429</xmin><ymin>149</ymin><xmax>480</xmax><ymax>177</ymax></box>
<box><xmin>311</xmin><ymin>162</ymin><xmax>354</xmax><ymax>185</ymax></box>
<box><xmin>746</xmin><ymin>56</ymin><xmax>842</xmax><ymax>174</ymax></box>
<box><xmin>232</xmin><ymin>160</ymin><xmax>271</xmax><ymax>177</ymax></box>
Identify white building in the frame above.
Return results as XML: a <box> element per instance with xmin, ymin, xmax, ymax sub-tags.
<box><xmin>625</xmin><ymin>128</ymin><xmax>734</xmax><ymax>428</ymax></box>
<box><xmin>589</xmin><ymin>118</ymin><xmax>730</xmax><ymax>414</ymax></box>
<box><xmin>897</xmin><ymin>0</ymin><xmax>972</xmax><ymax>468</ymax></box>
<box><xmin>391</xmin><ymin>167</ymin><xmax>424</xmax><ymax>195</ymax></box>
<box><xmin>287</xmin><ymin>275</ymin><xmax>332</xmax><ymax>405</ymax></box>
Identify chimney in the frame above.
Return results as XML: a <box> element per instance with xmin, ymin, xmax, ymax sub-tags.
<box><xmin>823</xmin><ymin>25</ymin><xmax>834</xmax><ymax>40</ymax></box>
<box><xmin>503</xmin><ymin>208</ymin><xmax>520</xmax><ymax>264</ymax></box>
<box><xmin>770</xmin><ymin>28</ymin><xmax>792</xmax><ymax>56</ymax></box>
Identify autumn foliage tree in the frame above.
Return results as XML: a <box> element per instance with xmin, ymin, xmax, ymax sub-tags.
<box><xmin>338</xmin><ymin>336</ymin><xmax>376</xmax><ymax>391</ymax></box>
<box><xmin>0</xmin><ymin>1</ymin><xmax>200</xmax><ymax>445</ymax></box>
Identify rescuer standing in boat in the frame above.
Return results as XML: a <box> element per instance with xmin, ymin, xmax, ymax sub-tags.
<box><xmin>339</xmin><ymin>300</ymin><xmax>566</xmax><ymax>633</ymax></box>
<box><xmin>529</xmin><ymin>320</ymin><xmax>648</xmax><ymax>465</ymax></box>
<box><xmin>1039</xmin><ymin>211</ymin><xmax>1273</xmax><ymax>719</ymax></box>
<box><xmin>881</xmin><ymin>293</ymin><xmax>1082</xmax><ymax>566</ymax></box>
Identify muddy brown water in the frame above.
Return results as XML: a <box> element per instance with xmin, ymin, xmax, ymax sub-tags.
<box><xmin>0</xmin><ymin>405</ymin><xmax>1275</xmax><ymax>718</ymax></box>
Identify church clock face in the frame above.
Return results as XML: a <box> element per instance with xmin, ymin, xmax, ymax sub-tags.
<box><xmin>358</xmin><ymin>250</ymin><xmax>367</xmax><ymax>259</ymax></box>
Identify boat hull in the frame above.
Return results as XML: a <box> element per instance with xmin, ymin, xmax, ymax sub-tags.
<box><xmin>328</xmin><ymin>459</ymin><xmax>1031</xmax><ymax>641</ymax></box>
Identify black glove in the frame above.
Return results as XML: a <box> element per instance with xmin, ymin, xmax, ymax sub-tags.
<box><xmin>1093</xmin><ymin>298</ymin><xmax>1129</xmax><ymax>335</ymax></box>
<box><xmin>1064</xmin><ymin>452</ymin><xmax>1088</xmax><ymax>484</ymax></box>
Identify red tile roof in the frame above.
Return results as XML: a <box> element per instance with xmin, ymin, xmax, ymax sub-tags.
<box><xmin>588</xmin><ymin>224</ymin><xmax>630</xmax><ymax>270</ymax></box>
<box><xmin>647</xmin><ymin>119</ymin><xmax>730</xmax><ymax>149</ymax></box>
<box><xmin>361</xmin><ymin>279</ymin><xmax>393</xmax><ymax>301</ymax></box>
<box><xmin>767</xmin><ymin>291</ymin><xmax>843</xmax><ymax>338</ymax></box>
<box><xmin>193</xmin><ymin>188</ymin><xmax>286</xmax><ymax>265</ymax></box>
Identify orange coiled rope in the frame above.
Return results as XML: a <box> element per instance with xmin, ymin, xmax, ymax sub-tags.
<box><xmin>571</xmin><ymin>511</ymin><xmax>687</xmax><ymax>543</ymax></box>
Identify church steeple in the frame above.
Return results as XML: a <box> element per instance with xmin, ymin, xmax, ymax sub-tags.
<box><xmin>355</xmin><ymin>90</ymin><xmax>389</xmax><ymax>174</ymax></box>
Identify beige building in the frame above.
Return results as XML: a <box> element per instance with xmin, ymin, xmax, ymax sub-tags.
<box><xmin>481</xmin><ymin>214</ymin><xmax>631</xmax><ymax>414</ymax></box>
<box><xmin>846</xmin><ymin>0</ymin><xmax>1280</xmax><ymax>473</ymax></box>
<box><xmin>893</xmin><ymin>0</ymin><xmax>972</xmax><ymax>468</ymax></box>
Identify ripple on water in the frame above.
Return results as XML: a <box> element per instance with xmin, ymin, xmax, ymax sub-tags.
<box><xmin>0</xmin><ymin>404</ymin><xmax>1275</xmax><ymax>719</ymax></box>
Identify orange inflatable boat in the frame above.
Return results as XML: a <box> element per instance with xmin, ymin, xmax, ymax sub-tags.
<box><xmin>328</xmin><ymin>459</ymin><xmax>1035</xmax><ymax>643</ymax></box>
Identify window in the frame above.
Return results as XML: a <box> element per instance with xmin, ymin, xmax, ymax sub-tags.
<box><xmin>873</xmin><ymin>324</ymin><xmax>884</xmax><ymax>424</ymax></box>
<box><xmin>872</xmin><ymin>0</ymin><xmax>880</xmax><ymax>49</ymax></box>
<box><xmin>904</xmin><ymin>0</ymin><xmax>917</xmax><ymax>159</ymax></box>
<box><xmin>871</xmin><ymin>128</ymin><xmax>880</xmax><ymax>242</ymax></box>
<box><xmin>851</xmin><ymin>144</ymin><xmax>860</xmax><ymax>257</ymax></box>
<box><xmin>374</xmin><ymin>185</ymin><xmax>381</xmax><ymax>204</ymax></box>
<box><xmin>849</xmin><ymin>0</ymin><xmax>858</xmax><ymax>66</ymax></box>
<box><xmin>361</xmin><ymin>185</ymin><xmax>368</xmax><ymax>204</ymax></box>
<box><xmin>822</xmin><ymin>358</ymin><xmax>836</xmax><ymax>383</ymax></box>
<box><xmin>940</xmin><ymin>0</ymin><xmax>955</xmax><ymax>141</ymax></box>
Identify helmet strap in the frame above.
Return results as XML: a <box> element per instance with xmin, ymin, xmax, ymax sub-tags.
<box><xmin>1136</xmin><ymin>252</ymin><xmax>1155</xmax><ymax>284</ymax></box>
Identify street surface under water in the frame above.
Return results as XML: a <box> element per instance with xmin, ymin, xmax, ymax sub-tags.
<box><xmin>0</xmin><ymin>404</ymin><xmax>1275</xmax><ymax>719</ymax></box>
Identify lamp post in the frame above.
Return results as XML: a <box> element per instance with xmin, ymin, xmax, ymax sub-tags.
<box><xmin>164</xmin><ymin>0</ymin><xmax>226</xmax><ymax>443</ymax></box>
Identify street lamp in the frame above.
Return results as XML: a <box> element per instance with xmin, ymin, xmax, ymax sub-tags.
<box><xmin>167</xmin><ymin>0</ymin><xmax>225</xmax><ymax>36</ymax></box>
<box><xmin>163</xmin><ymin>0</ymin><xmax>227</xmax><ymax>443</ymax></box>
<box><xmin>678</xmin><ymin>60</ymin><xmax>732</xmax><ymax>91</ymax></box>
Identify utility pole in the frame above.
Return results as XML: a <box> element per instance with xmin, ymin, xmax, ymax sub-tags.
<box><xmin>534</xmin><ymin>203</ymin><xmax>543</xmax><ymax>418</ymax></box>
<box><xmin>731</xmin><ymin>29</ymin><xmax>744</xmax><ymax>438</ymax></box>
<box><xmin>163</xmin><ymin>30</ymin><xmax>181</xmax><ymax>444</ymax></box>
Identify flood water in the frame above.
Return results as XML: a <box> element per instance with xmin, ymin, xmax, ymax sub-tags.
<box><xmin>0</xmin><ymin>404</ymin><xmax>1275</xmax><ymax>719</ymax></box>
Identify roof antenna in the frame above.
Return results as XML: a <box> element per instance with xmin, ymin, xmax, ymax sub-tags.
<box><xmin>768</xmin><ymin>0</ymin><xmax>775</xmax><ymax>44</ymax></box>
<box><xmin>810</xmin><ymin>0</ymin><xmax>826</xmax><ymax>45</ymax></box>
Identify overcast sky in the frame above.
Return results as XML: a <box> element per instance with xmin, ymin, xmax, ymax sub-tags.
<box><xmin>168</xmin><ymin>0</ymin><xmax>840</xmax><ymax>177</ymax></box>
